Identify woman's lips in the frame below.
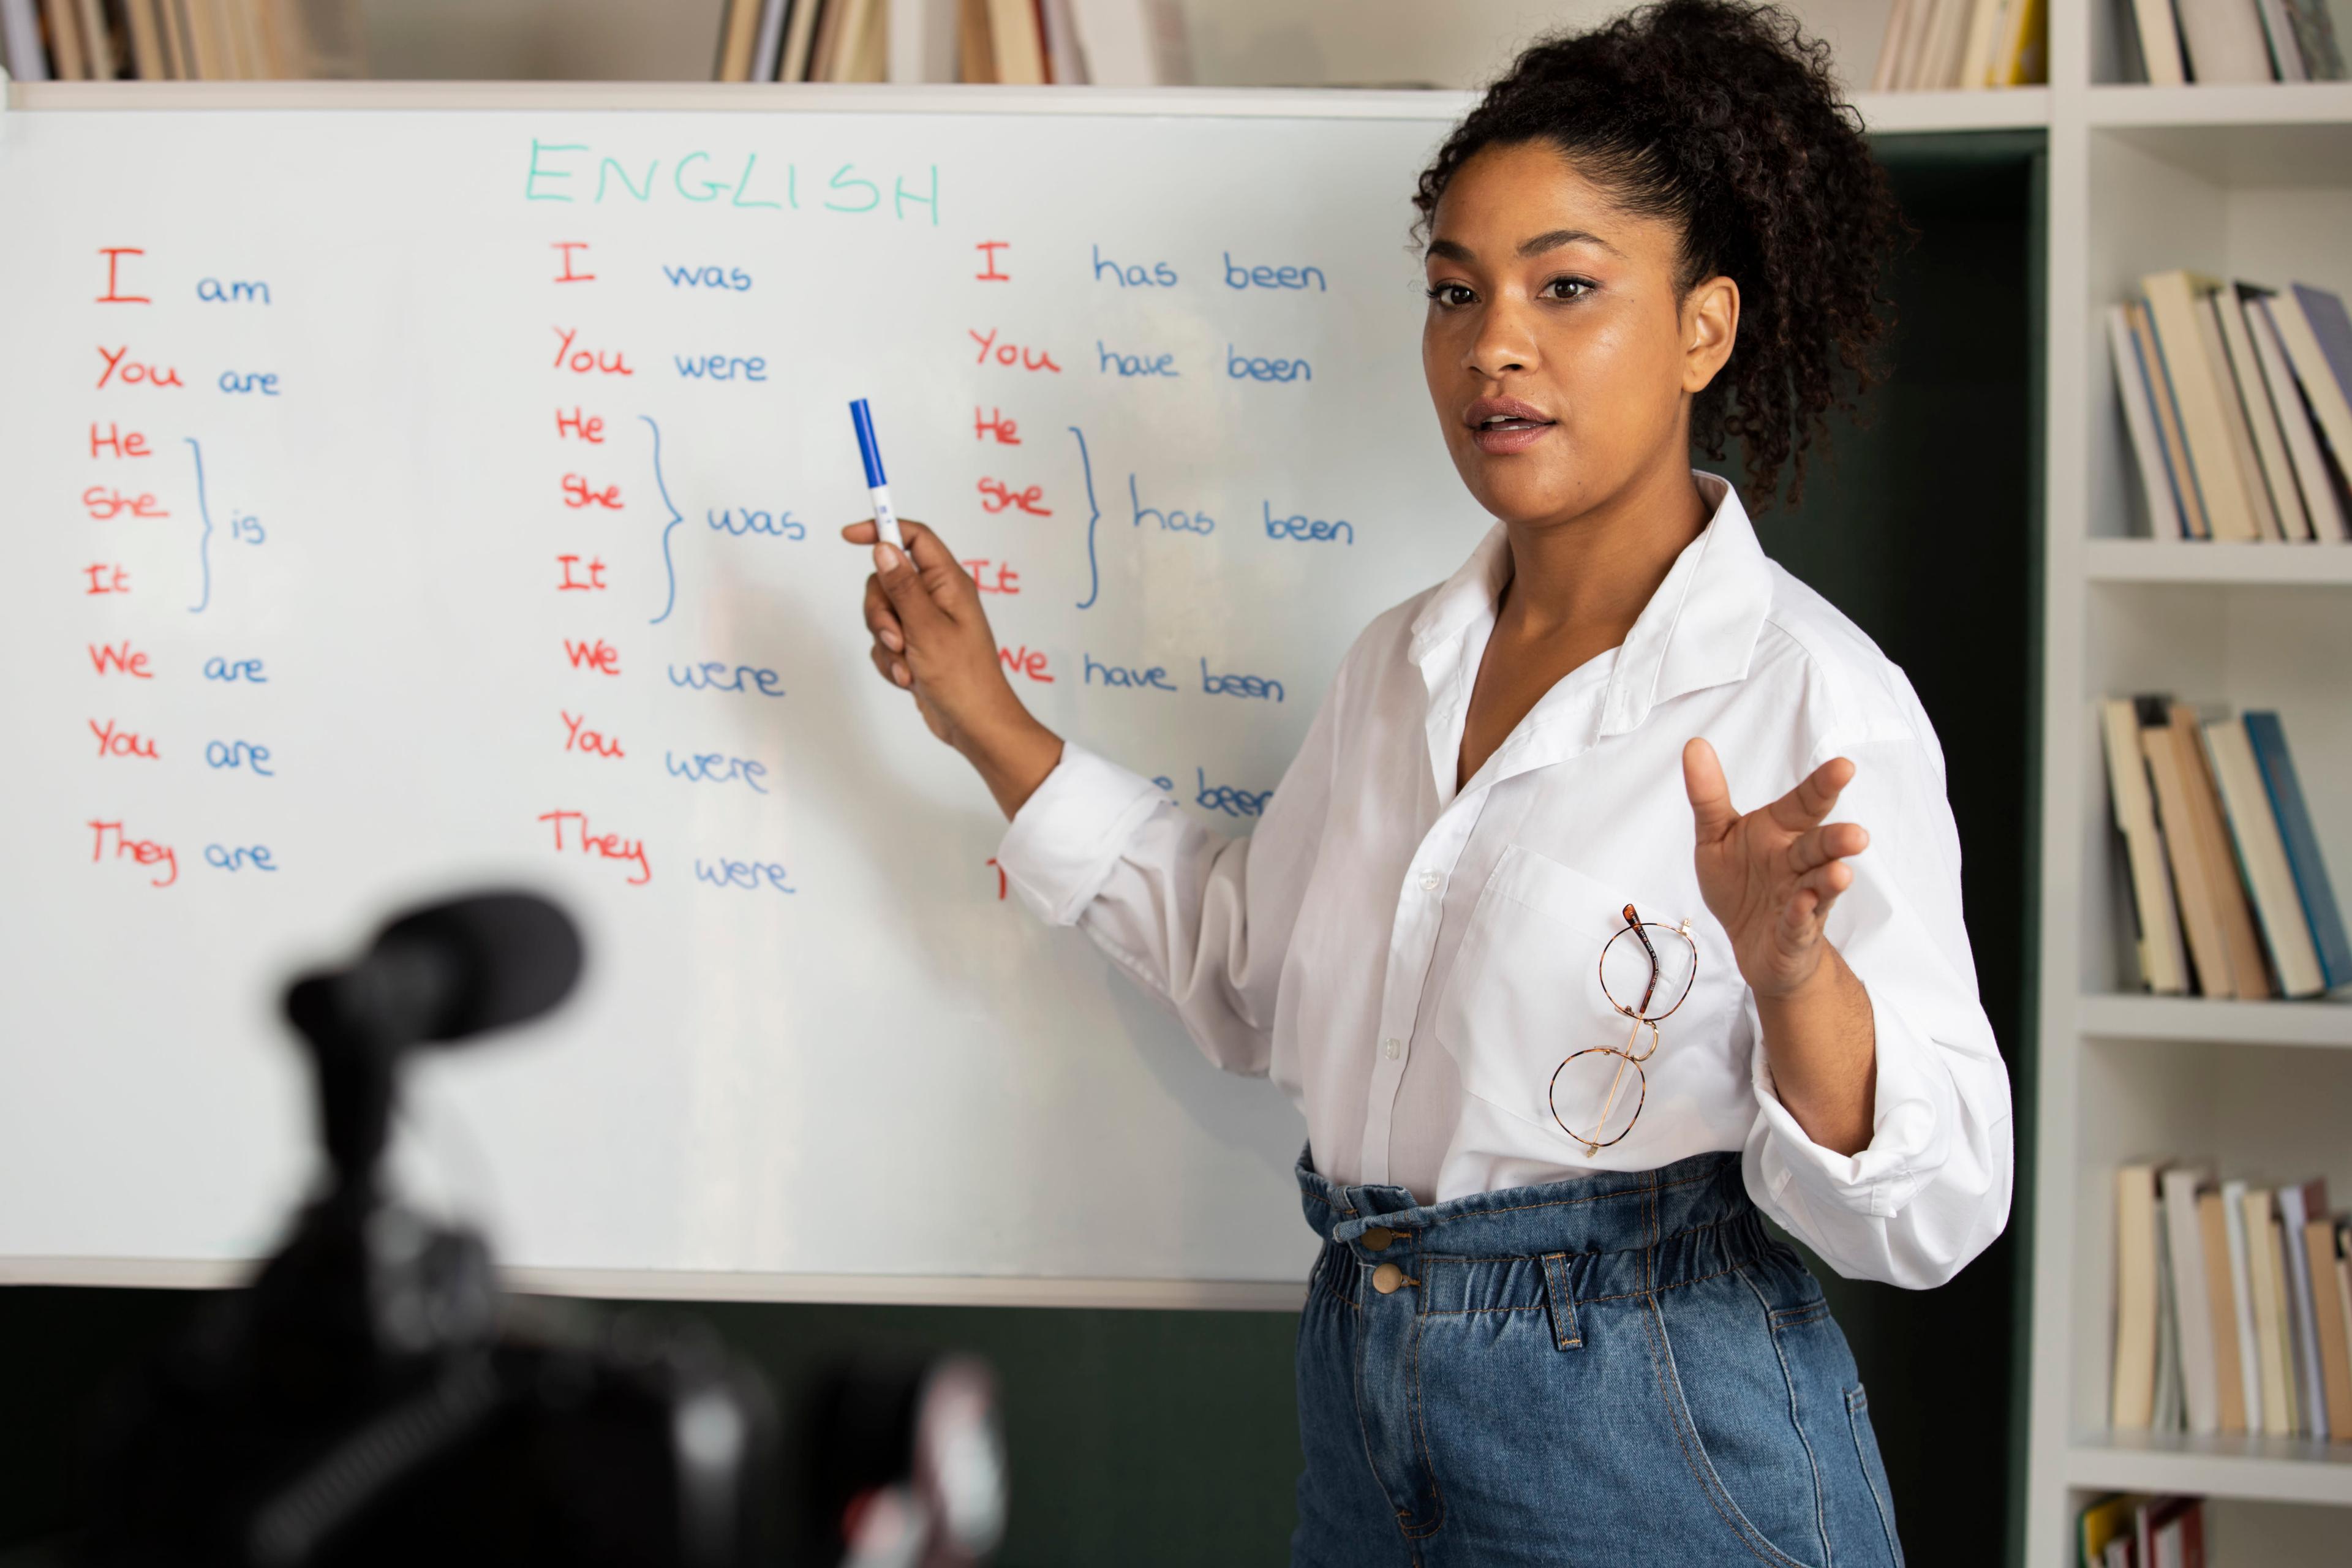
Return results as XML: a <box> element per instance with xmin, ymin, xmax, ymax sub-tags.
<box><xmin>1471</xmin><ymin>418</ymin><xmax>1553</xmax><ymax>456</ymax></box>
<box><xmin>1465</xmin><ymin>396</ymin><xmax>1556</xmax><ymax>456</ymax></box>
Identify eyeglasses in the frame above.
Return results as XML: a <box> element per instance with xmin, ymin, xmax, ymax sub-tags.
<box><xmin>1547</xmin><ymin>904</ymin><xmax>1698</xmax><ymax>1156</ymax></box>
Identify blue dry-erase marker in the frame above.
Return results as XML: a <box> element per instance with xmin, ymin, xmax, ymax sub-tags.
<box><xmin>848</xmin><ymin>399</ymin><xmax>907</xmax><ymax>556</ymax></box>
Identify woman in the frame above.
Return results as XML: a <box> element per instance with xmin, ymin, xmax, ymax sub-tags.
<box><xmin>843</xmin><ymin>2</ymin><xmax>2011</xmax><ymax>1561</ymax></box>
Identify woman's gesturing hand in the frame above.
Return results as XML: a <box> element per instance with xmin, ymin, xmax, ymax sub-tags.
<box><xmin>1681</xmin><ymin>737</ymin><xmax>1869</xmax><ymax>1000</ymax></box>
<box><xmin>845</xmin><ymin>518</ymin><xmax>1063</xmax><ymax>820</ymax></box>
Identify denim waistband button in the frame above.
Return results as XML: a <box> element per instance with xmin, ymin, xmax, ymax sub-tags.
<box><xmin>1372</xmin><ymin>1262</ymin><xmax>1406</xmax><ymax>1294</ymax></box>
<box><xmin>1362</xmin><ymin>1226</ymin><xmax>1395</xmax><ymax>1252</ymax></box>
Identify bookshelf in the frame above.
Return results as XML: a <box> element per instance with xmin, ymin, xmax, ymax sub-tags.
<box><xmin>6</xmin><ymin>2</ymin><xmax>2352</xmax><ymax>1565</ymax></box>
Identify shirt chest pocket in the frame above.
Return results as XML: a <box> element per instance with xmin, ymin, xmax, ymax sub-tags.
<box><xmin>1433</xmin><ymin>845</ymin><xmax>1681</xmax><ymax>1131</ymax></box>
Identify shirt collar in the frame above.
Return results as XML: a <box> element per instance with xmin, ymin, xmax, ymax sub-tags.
<box><xmin>1408</xmin><ymin>472</ymin><xmax>1775</xmax><ymax>741</ymax></box>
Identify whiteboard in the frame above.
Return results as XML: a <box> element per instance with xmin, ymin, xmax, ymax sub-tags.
<box><xmin>0</xmin><ymin>92</ymin><xmax>1485</xmax><ymax>1304</ymax></box>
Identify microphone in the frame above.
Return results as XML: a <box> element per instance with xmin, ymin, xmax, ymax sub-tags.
<box><xmin>286</xmin><ymin>891</ymin><xmax>583</xmax><ymax>1052</ymax></box>
<box><xmin>284</xmin><ymin>891</ymin><xmax>584</xmax><ymax>1199</ymax></box>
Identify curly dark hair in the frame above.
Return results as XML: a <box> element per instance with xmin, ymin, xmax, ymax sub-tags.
<box><xmin>1413</xmin><ymin>0</ymin><xmax>1905</xmax><ymax>508</ymax></box>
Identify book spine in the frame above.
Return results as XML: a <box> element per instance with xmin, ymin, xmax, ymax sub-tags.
<box><xmin>2111</xmin><ymin>305</ymin><xmax>2188</xmax><ymax>539</ymax></box>
<box><xmin>2304</xmin><ymin>1218</ymin><xmax>2352</xmax><ymax>1440</ymax></box>
<box><xmin>2215</xmin><ymin>287</ymin><xmax>2309</xmax><ymax>538</ymax></box>
<box><xmin>2135</xmin><ymin>298</ymin><xmax>2214</xmax><ymax>538</ymax></box>
<box><xmin>2246</xmin><ymin>293</ymin><xmax>2350</xmax><ymax>542</ymax></box>
<box><xmin>2244</xmin><ymin>710</ymin><xmax>2351</xmax><ymax>988</ymax></box>
<box><xmin>2143</xmin><ymin>273</ymin><xmax>2262</xmax><ymax>541</ymax></box>
<box><xmin>2221</xmin><ymin>1179</ymin><xmax>2266</xmax><ymax>1432</ymax></box>
<box><xmin>1</xmin><ymin>0</ymin><xmax>51</xmax><ymax>77</ymax></box>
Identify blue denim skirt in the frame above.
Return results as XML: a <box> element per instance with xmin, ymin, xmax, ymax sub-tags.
<box><xmin>1292</xmin><ymin>1150</ymin><xmax>1904</xmax><ymax>1568</ymax></box>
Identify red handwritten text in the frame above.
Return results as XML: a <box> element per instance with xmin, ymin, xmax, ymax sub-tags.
<box><xmin>552</xmin><ymin>327</ymin><xmax>633</xmax><ymax>376</ymax></box>
<box><xmin>84</xmin><ymin>564</ymin><xmax>131</xmax><ymax>595</ymax></box>
<box><xmin>90</xmin><ymin>423</ymin><xmax>151</xmax><ymax>458</ymax></box>
<box><xmin>88</xmin><ymin>641</ymin><xmax>153</xmax><ymax>677</ymax></box>
<box><xmin>89</xmin><ymin>718</ymin><xmax>160</xmax><ymax>760</ymax></box>
<box><xmin>97</xmin><ymin>247</ymin><xmax>150</xmax><ymax>305</ymax></box>
<box><xmin>561</xmin><ymin>710</ymin><xmax>625</xmax><ymax>758</ymax></box>
<box><xmin>556</xmin><ymin>407</ymin><xmax>606</xmax><ymax>443</ymax></box>
<box><xmin>536</xmin><ymin>809</ymin><xmax>652</xmax><ymax>884</ymax></box>
<box><xmin>96</xmin><ymin>346</ymin><xmax>184</xmax><ymax>390</ymax></box>
<box><xmin>998</xmin><ymin>645</ymin><xmax>1054</xmax><ymax>682</ymax></box>
<box><xmin>968</xmin><ymin>328</ymin><xmax>1061</xmax><ymax>374</ymax></box>
<box><xmin>89</xmin><ymin>819</ymin><xmax>177</xmax><ymax>886</ymax></box>
<box><xmin>553</xmin><ymin>241</ymin><xmax>597</xmax><ymax>284</ymax></box>
<box><xmin>561</xmin><ymin>473</ymin><xmax>623</xmax><ymax>509</ymax></box>
<box><xmin>978</xmin><ymin>478</ymin><xmax>1050</xmax><ymax>516</ymax></box>
<box><xmin>960</xmin><ymin>558</ymin><xmax>1022</xmax><ymax>595</ymax></box>
<box><xmin>556</xmin><ymin>554</ymin><xmax>609</xmax><ymax>591</ymax></box>
<box><xmin>83</xmin><ymin>486</ymin><xmax>169</xmax><ymax>521</ymax></box>
<box><xmin>974</xmin><ymin>407</ymin><xmax>1020</xmax><ymax>445</ymax></box>
<box><xmin>975</xmin><ymin>241</ymin><xmax>1011</xmax><ymax>282</ymax></box>
<box><xmin>564</xmin><ymin>638</ymin><xmax>622</xmax><ymax>674</ymax></box>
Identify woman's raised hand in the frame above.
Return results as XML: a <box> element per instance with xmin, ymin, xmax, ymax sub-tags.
<box><xmin>1681</xmin><ymin>737</ymin><xmax>1869</xmax><ymax>1001</ymax></box>
<box><xmin>843</xmin><ymin>518</ymin><xmax>1063</xmax><ymax>819</ymax></box>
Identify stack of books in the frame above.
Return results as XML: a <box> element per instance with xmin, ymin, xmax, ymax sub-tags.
<box><xmin>2114</xmin><ymin>0</ymin><xmax>2345</xmax><ymax>83</ymax></box>
<box><xmin>1868</xmin><ymin>0</ymin><xmax>2047</xmax><ymax>90</ymax></box>
<box><xmin>710</xmin><ymin>0</ymin><xmax>1188</xmax><ymax>86</ymax></box>
<box><xmin>2078</xmin><ymin>1493</ymin><xmax>2206</xmax><ymax>1568</ymax></box>
<box><xmin>2113</xmin><ymin>1163</ymin><xmax>2352</xmax><ymax>1444</ymax></box>
<box><xmin>2100</xmin><ymin>701</ymin><xmax>2346</xmax><ymax>999</ymax></box>
<box><xmin>0</xmin><ymin>0</ymin><xmax>360</xmax><ymax>80</ymax></box>
<box><xmin>2112</xmin><ymin>273</ymin><xmax>2352</xmax><ymax>544</ymax></box>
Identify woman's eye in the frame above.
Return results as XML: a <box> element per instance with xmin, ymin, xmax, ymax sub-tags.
<box><xmin>1543</xmin><ymin>277</ymin><xmax>1594</xmax><ymax>300</ymax></box>
<box><xmin>1425</xmin><ymin>282</ymin><xmax>1477</xmax><ymax>308</ymax></box>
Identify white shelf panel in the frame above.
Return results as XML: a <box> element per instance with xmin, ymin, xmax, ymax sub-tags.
<box><xmin>2069</xmin><ymin>1433</ymin><xmax>2352</xmax><ymax>1506</ymax></box>
<box><xmin>2079</xmin><ymin>995</ymin><xmax>2352</xmax><ymax>1048</ymax></box>
<box><xmin>2089</xmin><ymin>82</ymin><xmax>2352</xmax><ymax>129</ymax></box>
<box><xmin>1850</xmin><ymin>87</ymin><xmax>2051</xmax><ymax>132</ymax></box>
<box><xmin>2083</xmin><ymin>541</ymin><xmax>2352</xmax><ymax>585</ymax></box>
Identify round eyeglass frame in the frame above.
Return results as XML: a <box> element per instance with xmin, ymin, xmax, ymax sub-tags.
<box><xmin>1547</xmin><ymin>905</ymin><xmax>1698</xmax><ymax>1154</ymax></box>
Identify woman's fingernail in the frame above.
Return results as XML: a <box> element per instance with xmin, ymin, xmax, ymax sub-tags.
<box><xmin>874</xmin><ymin>542</ymin><xmax>903</xmax><ymax>573</ymax></box>
<box><xmin>879</xmin><ymin>627</ymin><xmax>903</xmax><ymax>652</ymax></box>
<box><xmin>892</xmin><ymin>662</ymin><xmax>911</xmax><ymax>687</ymax></box>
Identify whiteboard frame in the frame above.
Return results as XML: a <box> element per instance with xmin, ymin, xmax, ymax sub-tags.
<box><xmin>0</xmin><ymin>77</ymin><xmax>2054</xmax><ymax>134</ymax></box>
<box><xmin>0</xmin><ymin>74</ymin><xmax>2030</xmax><ymax>1312</ymax></box>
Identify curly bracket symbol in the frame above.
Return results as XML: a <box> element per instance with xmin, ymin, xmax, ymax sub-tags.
<box><xmin>186</xmin><ymin>437</ymin><xmax>214</xmax><ymax>614</ymax></box>
<box><xmin>1071</xmin><ymin>424</ymin><xmax>1103</xmax><ymax>611</ymax></box>
<box><xmin>641</xmin><ymin>414</ymin><xmax>686</xmax><ymax>625</ymax></box>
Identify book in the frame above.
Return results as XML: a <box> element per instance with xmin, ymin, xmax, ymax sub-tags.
<box><xmin>72</xmin><ymin>0</ymin><xmax>109</xmax><ymax>77</ymax></box>
<box><xmin>2244</xmin><ymin>710</ymin><xmax>2351</xmax><ymax>990</ymax></box>
<box><xmin>2202</xmin><ymin>718</ymin><xmax>2326</xmax><ymax>997</ymax></box>
<box><xmin>1993</xmin><ymin>0</ymin><xmax>2048</xmax><ymax>83</ymax></box>
<box><xmin>2270</xmin><ymin>283</ymin><xmax>2352</xmax><ymax>478</ymax></box>
<box><xmin>1958</xmin><ymin>0</ymin><xmax>2006</xmax><ymax>86</ymax></box>
<box><xmin>2196</xmin><ymin>1188</ymin><xmax>2247</xmax><ymax>1432</ymax></box>
<box><xmin>1871</xmin><ymin>0</ymin><xmax>1917</xmax><ymax>89</ymax></box>
<box><xmin>2195</xmin><ymin>290</ymin><xmax>2282</xmax><ymax>537</ymax></box>
<box><xmin>2212</xmin><ymin>287</ymin><xmax>2305</xmax><ymax>538</ymax></box>
<box><xmin>40</xmin><ymin>0</ymin><xmax>85</xmax><ymax>78</ymax></box>
<box><xmin>2220</xmin><ymin>1178</ymin><xmax>2265</xmax><ymax>1433</ymax></box>
<box><xmin>2277</xmin><ymin>1179</ymin><xmax>2331</xmax><ymax>1434</ymax></box>
<box><xmin>749</xmin><ymin>0</ymin><xmax>790</xmax><ymax>80</ymax></box>
<box><xmin>156</xmin><ymin>0</ymin><xmax>187</xmax><ymax>78</ymax></box>
<box><xmin>808</xmin><ymin>0</ymin><xmax>851</xmax><ymax>81</ymax></box>
<box><xmin>2129</xmin><ymin>0</ymin><xmax>2188</xmax><ymax>80</ymax></box>
<box><xmin>1</xmin><ymin>0</ymin><xmax>48</xmax><ymax>78</ymax></box>
<box><xmin>1041</xmin><ymin>0</ymin><xmax>1083</xmax><ymax>82</ymax></box>
<box><xmin>2176</xmin><ymin>0</ymin><xmax>2277</xmax><ymax>79</ymax></box>
<box><xmin>2304</xmin><ymin>1215</ymin><xmax>2352</xmax><ymax>1439</ymax></box>
<box><xmin>2168</xmin><ymin>702</ymin><xmax>2271</xmax><ymax>998</ymax></box>
<box><xmin>2132</xmin><ymin>301</ymin><xmax>2212</xmax><ymax>538</ymax></box>
<box><xmin>1896</xmin><ymin>0</ymin><xmax>1949</xmax><ymax>85</ymax></box>
<box><xmin>984</xmin><ymin>0</ymin><xmax>1044</xmax><ymax>83</ymax></box>
<box><xmin>1068</xmin><ymin>0</ymin><xmax>1155</xmax><ymax>85</ymax></box>
<box><xmin>2245</xmin><ymin>1188</ymin><xmax>2295</xmax><ymax>1436</ymax></box>
<box><xmin>714</xmin><ymin>0</ymin><xmax>763</xmax><ymax>81</ymax></box>
<box><xmin>779</xmin><ymin>0</ymin><xmax>823</xmax><ymax>80</ymax></box>
<box><xmin>2244</xmin><ymin>291</ymin><xmax>2351</xmax><ymax>542</ymax></box>
<box><xmin>2143</xmin><ymin>272</ymin><xmax>2265</xmax><ymax>540</ymax></box>
<box><xmin>2154</xmin><ymin>1202</ymin><xmax>2185</xmax><ymax>1430</ymax></box>
<box><xmin>955</xmin><ymin>0</ymin><xmax>992</xmax><ymax>80</ymax></box>
<box><xmin>2111</xmin><ymin>304</ymin><xmax>2188</xmax><ymax>540</ymax></box>
<box><xmin>2144</xmin><ymin>1496</ymin><xmax>2205</xmax><ymax>1568</ymax></box>
<box><xmin>2283</xmin><ymin>0</ymin><xmax>2346</xmax><ymax>75</ymax></box>
<box><xmin>122</xmin><ymin>0</ymin><xmax>163</xmax><ymax>78</ymax></box>
<box><xmin>2079</xmin><ymin>1493</ymin><xmax>2150</xmax><ymax>1568</ymax></box>
<box><xmin>2138</xmin><ymin>701</ymin><xmax>2237</xmax><ymax>997</ymax></box>
<box><xmin>2256</xmin><ymin>0</ymin><xmax>2309</xmax><ymax>77</ymax></box>
<box><xmin>2162</xmin><ymin>1167</ymin><xmax>2222</xmax><ymax>1433</ymax></box>
<box><xmin>1924</xmin><ymin>0</ymin><xmax>1978</xmax><ymax>85</ymax></box>
<box><xmin>2114</xmin><ymin>1163</ymin><xmax>2163</xmax><ymax>1428</ymax></box>
<box><xmin>2102</xmin><ymin>699</ymin><xmax>2189</xmax><ymax>994</ymax></box>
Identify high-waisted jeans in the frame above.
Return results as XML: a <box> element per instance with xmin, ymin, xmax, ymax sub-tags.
<box><xmin>1291</xmin><ymin>1150</ymin><xmax>1905</xmax><ymax>1568</ymax></box>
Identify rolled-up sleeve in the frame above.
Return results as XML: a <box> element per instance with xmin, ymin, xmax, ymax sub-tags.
<box><xmin>1742</xmin><ymin>729</ymin><xmax>2014</xmax><ymax>1289</ymax></box>
<box><xmin>994</xmin><ymin>668</ymin><xmax>1344</xmax><ymax>1079</ymax></box>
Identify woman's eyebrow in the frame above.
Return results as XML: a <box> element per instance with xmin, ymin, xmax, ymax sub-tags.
<box><xmin>1518</xmin><ymin>227</ymin><xmax>1620</xmax><ymax>258</ymax></box>
<box><xmin>1423</xmin><ymin>228</ymin><xmax>1623</xmax><ymax>266</ymax></box>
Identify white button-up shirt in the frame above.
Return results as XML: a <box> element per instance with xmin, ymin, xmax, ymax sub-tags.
<box><xmin>996</xmin><ymin>475</ymin><xmax>2012</xmax><ymax>1288</ymax></box>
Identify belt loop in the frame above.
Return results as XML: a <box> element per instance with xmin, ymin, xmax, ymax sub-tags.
<box><xmin>1541</xmin><ymin>1252</ymin><xmax>1582</xmax><ymax>1352</ymax></box>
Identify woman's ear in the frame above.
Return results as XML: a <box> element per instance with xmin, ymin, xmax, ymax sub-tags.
<box><xmin>1681</xmin><ymin>275</ymin><xmax>1740</xmax><ymax>394</ymax></box>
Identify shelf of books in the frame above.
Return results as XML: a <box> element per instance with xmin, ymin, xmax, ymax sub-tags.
<box><xmin>2035</xmin><ymin>0</ymin><xmax>2352</xmax><ymax>1555</ymax></box>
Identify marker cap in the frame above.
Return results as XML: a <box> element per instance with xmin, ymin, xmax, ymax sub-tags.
<box><xmin>849</xmin><ymin>399</ymin><xmax>888</xmax><ymax>488</ymax></box>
